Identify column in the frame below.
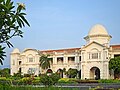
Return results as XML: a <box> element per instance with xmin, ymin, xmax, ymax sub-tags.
<box><xmin>53</xmin><ymin>56</ymin><xmax>57</xmax><ymax>64</ymax></box>
<box><xmin>63</xmin><ymin>55</ymin><xmax>68</xmax><ymax>64</ymax></box>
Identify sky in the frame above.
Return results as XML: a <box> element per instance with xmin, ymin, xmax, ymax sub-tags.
<box><xmin>1</xmin><ymin>0</ymin><xmax>120</xmax><ymax>68</ymax></box>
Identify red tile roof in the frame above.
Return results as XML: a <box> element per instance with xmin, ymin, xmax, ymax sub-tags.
<box><xmin>40</xmin><ymin>48</ymin><xmax>80</xmax><ymax>53</ymax></box>
<box><xmin>111</xmin><ymin>45</ymin><xmax>120</xmax><ymax>48</ymax></box>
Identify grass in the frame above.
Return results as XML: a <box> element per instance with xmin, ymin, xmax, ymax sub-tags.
<box><xmin>0</xmin><ymin>86</ymin><xmax>82</xmax><ymax>90</ymax></box>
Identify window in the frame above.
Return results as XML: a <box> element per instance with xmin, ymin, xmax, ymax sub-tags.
<box><xmin>57</xmin><ymin>57</ymin><xmax>63</xmax><ymax>64</ymax></box>
<box><xmin>68</xmin><ymin>57</ymin><xmax>75</xmax><ymax>64</ymax></box>
<box><xmin>82</xmin><ymin>53</ymin><xmax>84</xmax><ymax>60</ymax></box>
<box><xmin>79</xmin><ymin>56</ymin><xmax>81</xmax><ymax>61</ymax></box>
<box><xmin>29</xmin><ymin>57</ymin><xmax>33</xmax><ymax>62</ymax></box>
<box><xmin>13</xmin><ymin>59</ymin><xmax>15</xmax><ymax>65</ymax></box>
<box><xmin>28</xmin><ymin>54</ymin><xmax>34</xmax><ymax>62</ymax></box>
<box><xmin>19</xmin><ymin>68</ymin><xmax>22</xmax><ymax>73</ymax></box>
<box><xmin>99</xmin><ymin>52</ymin><xmax>101</xmax><ymax>59</ymax></box>
<box><xmin>68</xmin><ymin>57</ymin><xmax>75</xmax><ymax>61</ymax></box>
<box><xmin>92</xmin><ymin>53</ymin><xmax>98</xmax><ymax>59</ymax></box>
<box><xmin>19</xmin><ymin>61</ymin><xmax>22</xmax><ymax>65</ymax></box>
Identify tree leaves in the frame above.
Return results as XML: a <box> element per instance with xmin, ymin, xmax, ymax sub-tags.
<box><xmin>109</xmin><ymin>56</ymin><xmax>120</xmax><ymax>75</ymax></box>
<box><xmin>0</xmin><ymin>45</ymin><xmax>6</xmax><ymax>65</ymax></box>
<box><xmin>39</xmin><ymin>54</ymin><xmax>51</xmax><ymax>70</ymax></box>
<box><xmin>0</xmin><ymin>0</ymin><xmax>30</xmax><ymax>65</ymax></box>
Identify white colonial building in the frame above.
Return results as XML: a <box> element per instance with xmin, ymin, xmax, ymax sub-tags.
<box><xmin>10</xmin><ymin>24</ymin><xmax>120</xmax><ymax>79</ymax></box>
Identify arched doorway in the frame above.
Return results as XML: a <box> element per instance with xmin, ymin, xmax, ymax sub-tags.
<box><xmin>78</xmin><ymin>70</ymin><xmax>81</xmax><ymax>79</ymax></box>
<box><xmin>57</xmin><ymin>69</ymin><xmax>63</xmax><ymax>78</ymax></box>
<box><xmin>90</xmin><ymin>67</ymin><xmax>100</xmax><ymax>80</ymax></box>
<box><xmin>46</xmin><ymin>69</ymin><xmax>53</xmax><ymax>76</ymax></box>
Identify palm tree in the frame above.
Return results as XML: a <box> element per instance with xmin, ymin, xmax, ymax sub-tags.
<box><xmin>39</xmin><ymin>54</ymin><xmax>51</xmax><ymax>73</ymax></box>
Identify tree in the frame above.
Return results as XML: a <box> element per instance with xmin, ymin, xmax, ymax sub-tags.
<box><xmin>0</xmin><ymin>0</ymin><xmax>30</xmax><ymax>65</ymax></box>
<box><xmin>39</xmin><ymin>54</ymin><xmax>51</xmax><ymax>72</ymax></box>
<box><xmin>0</xmin><ymin>68</ymin><xmax>10</xmax><ymax>77</ymax></box>
<box><xmin>66</xmin><ymin>68</ymin><xmax>78</xmax><ymax>78</ymax></box>
<box><xmin>109</xmin><ymin>56</ymin><xmax>120</xmax><ymax>78</ymax></box>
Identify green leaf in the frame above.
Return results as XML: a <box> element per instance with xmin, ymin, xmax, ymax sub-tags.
<box><xmin>6</xmin><ymin>41</ymin><xmax>13</xmax><ymax>48</ymax></box>
<box><xmin>19</xmin><ymin>15</ymin><xmax>30</xmax><ymax>27</ymax></box>
<box><xmin>6</xmin><ymin>0</ymin><xmax>10</xmax><ymax>6</ymax></box>
<box><xmin>0</xmin><ymin>45</ymin><xmax>6</xmax><ymax>65</ymax></box>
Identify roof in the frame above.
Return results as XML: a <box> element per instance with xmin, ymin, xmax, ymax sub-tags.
<box><xmin>82</xmin><ymin>41</ymin><xmax>105</xmax><ymax>49</ymax></box>
<box><xmin>111</xmin><ymin>45</ymin><xmax>120</xmax><ymax>49</ymax></box>
<box><xmin>88</xmin><ymin>24</ymin><xmax>108</xmax><ymax>36</ymax></box>
<box><xmin>40</xmin><ymin>48</ymin><xmax>80</xmax><ymax>53</ymax></box>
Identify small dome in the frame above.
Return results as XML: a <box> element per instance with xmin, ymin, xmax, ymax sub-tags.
<box><xmin>12</xmin><ymin>48</ymin><xmax>20</xmax><ymax>53</ymax></box>
<box><xmin>88</xmin><ymin>24</ymin><xmax>108</xmax><ymax>36</ymax></box>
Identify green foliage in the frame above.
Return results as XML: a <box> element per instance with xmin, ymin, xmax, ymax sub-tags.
<box><xmin>0</xmin><ymin>86</ymin><xmax>80</xmax><ymax>90</ymax></box>
<box><xmin>24</xmin><ymin>74</ymin><xmax>31</xmax><ymax>77</ymax></box>
<box><xmin>58</xmin><ymin>78</ymin><xmax>77</xmax><ymax>83</ymax></box>
<box><xmin>0</xmin><ymin>0</ymin><xmax>30</xmax><ymax>65</ymax></box>
<box><xmin>66</xmin><ymin>68</ymin><xmax>78</xmax><ymax>78</ymax></box>
<box><xmin>0</xmin><ymin>68</ymin><xmax>10</xmax><ymax>77</ymax></box>
<box><xmin>109</xmin><ymin>56</ymin><xmax>120</xmax><ymax>71</ymax></box>
<box><xmin>39</xmin><ymin>54</ymin><xmax>52</xmax><ymax>70</ymax></box>
<box><xmin>109</xmin><ymin>56</ymin><xmax>120</xmax><ymax>78</ymax></box>
<box><xmin>98</xmin><ymin>79</ymin><xmax>120</xmax><ymax>83</ymax></box>
<box><xmin>13</xmin><ymin>73</ymin><xmax>23</xmax><ymax>79</ymax></box>
<box><xmin>32</xmin><ymin>77</ymin><xmax>40</xmax><ymax>85</ymax></box>
<box><xmin>76</xmin><ymin>79</ymin><xmax>98</xmax><ymax>83</ymax></box>
<box><xmin>40</xmin><ymin>73</ymin><xmax>60</xmax><ymax>86</ymax></box>
<box><xmin>0</xmin><ymin>46</ymin><xmax>6</xmax><ymax>65</ymax></box>
<box><xmin>19</xmin><ymin>77</ymin><xmax>33</xmax><ymax>85</ymax></box>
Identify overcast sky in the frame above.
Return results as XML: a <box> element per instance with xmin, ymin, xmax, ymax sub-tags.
<box><xmin>1</xmin><ymin>0</ymin><xmax>120</xmax><ymax>68</ymax></box>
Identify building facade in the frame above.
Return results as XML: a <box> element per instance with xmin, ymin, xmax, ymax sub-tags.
<box><xmin>10</xmin><ymin>24</ymin><xmax>120</xmax><ymax>79</ymax></box>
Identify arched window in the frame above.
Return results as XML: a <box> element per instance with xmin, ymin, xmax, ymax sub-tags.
<box><xmin>92</xmin><ymin>53</ymin><xmax>98</xmax><ymax>59</ymax></box>
<box><xmin>28</xmin><ymin>54</ymin><xmax>34</xmax><ymax>62</ymax></box>
<box><xmin>13</xmin><ymin>59</ymin><xmax>15</xmax><ymax>65</ymax></box>
<box><xmin>88</xmin><ymin>48</ymin><xmax>101</xmax><ymax>59</ymax></box>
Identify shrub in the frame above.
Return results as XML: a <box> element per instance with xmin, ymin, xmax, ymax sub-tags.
<box><xmin>19</xmin><ymin>77</ymin><xmax>33</xmax><ymax>85</ymax></box>
<box><xmin>76</xmin><ymin>79</ymin><xmax>98</xmax><ymax>83</ymax></box>
<box><xmin>98</xmin><ymin>79</ymin><xmax>120</xmax><ymax>83</ymax></box>
<box><xmin>58</xmin><ymin>78</ymin><xmax>77</xmax><ymax>83</ymax></box>
<box><xmin>66</xmin><ymin>68</ymin><xmax>78</xmax><ymax>78</ymax></box>
<box><xmin>24</xmin><ymin>74</ymin><xmax>31</xmax><ymax>77</ymax></box>
<box><xmin>40</xmin><ymin>73</ymin><xmax>60</xmax><ymax>86</ymax></box>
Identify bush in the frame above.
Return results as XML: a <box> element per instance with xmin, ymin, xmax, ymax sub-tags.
<box><xmin>32</xmin><ymin>77</ymin><xmax>40</xmax><ymax>85</ymax></box>
<box><xmin>19</xmin><ymin>77</ymin><xmax>34</xmax><ymax>85</ymax></box>
<box><xmin>40</xmin><ymin>73</ymin><xmax>60</xmax><ymax>86</ymax></box>
<box><xmin>24</xmin><ymin>74</ymin><xmax>31</xmax><ymax>77</ymax></box>
<box><xmin>66</xmin><ymin>68</ymin><xmax>78</xmax><ymax>78</ymax></box>
<box><xmin>98</xmin><ymin>79</ymin><xmax>120</xmax><ymax>83</ymax></box>
<box><xmin>76</xmin><ymin>79</ymin><xmax>98</xmax><ymax>83</ymax></box>
<box><xmin>58</xmin><ymin>78</ymin><xmax>77</xmax><ymax>83</ymax></box>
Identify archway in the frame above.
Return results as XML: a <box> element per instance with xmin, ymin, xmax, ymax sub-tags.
<box><xmin>57</xmin><ymin>69</ymin><xmax>63</xmax><ymax>78</ymax></box>
<box><xmin>46</xmin><ymin>69</ymin><xmax>53</xmax><ymax>76</ymax></box>
<box><xmin>78</xmin><ymin>70</ymin><xmax>81</xmax><ymax>79</ymax></box>
<box><xmin>90</xmin><ymin>67</ymin><xmax>100</xmax><ymax>80</ymax></box>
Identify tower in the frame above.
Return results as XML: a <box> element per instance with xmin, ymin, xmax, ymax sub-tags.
<box><xmin>84</xmin><ymin>24</ymin><xmax>112</xmax><ymax>47</ymax></box>
<box><xmin>10</xmin><ymin>48</ymin><xmax>20</xmax><ymax>75</ymax></box>
<box><xmin>81</xmin><ymin>24</ymin><xmax>112</xmax><ymax>79</ymax></box>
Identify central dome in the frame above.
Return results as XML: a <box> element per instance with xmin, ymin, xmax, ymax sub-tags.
<box><xmin>88</xmin><ymin>24</ymin><xmax>108</xmax><ymax>36</ymax></box>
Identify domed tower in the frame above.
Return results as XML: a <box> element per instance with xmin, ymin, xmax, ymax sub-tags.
<box><xmin>84</xmin><ymin>24</ymin><xmax>112</xmax><ymax>46</ymax></box>
<box><xmin>10</xmin><ymin>48</ymin><xmax>20</xmax><ymax>75</ymax></box>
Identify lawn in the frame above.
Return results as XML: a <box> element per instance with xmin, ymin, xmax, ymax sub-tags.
<box><xmin>0</xmin><ymin>86</ymin><xmax>81</xmax><ymax>90</ymax></box>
